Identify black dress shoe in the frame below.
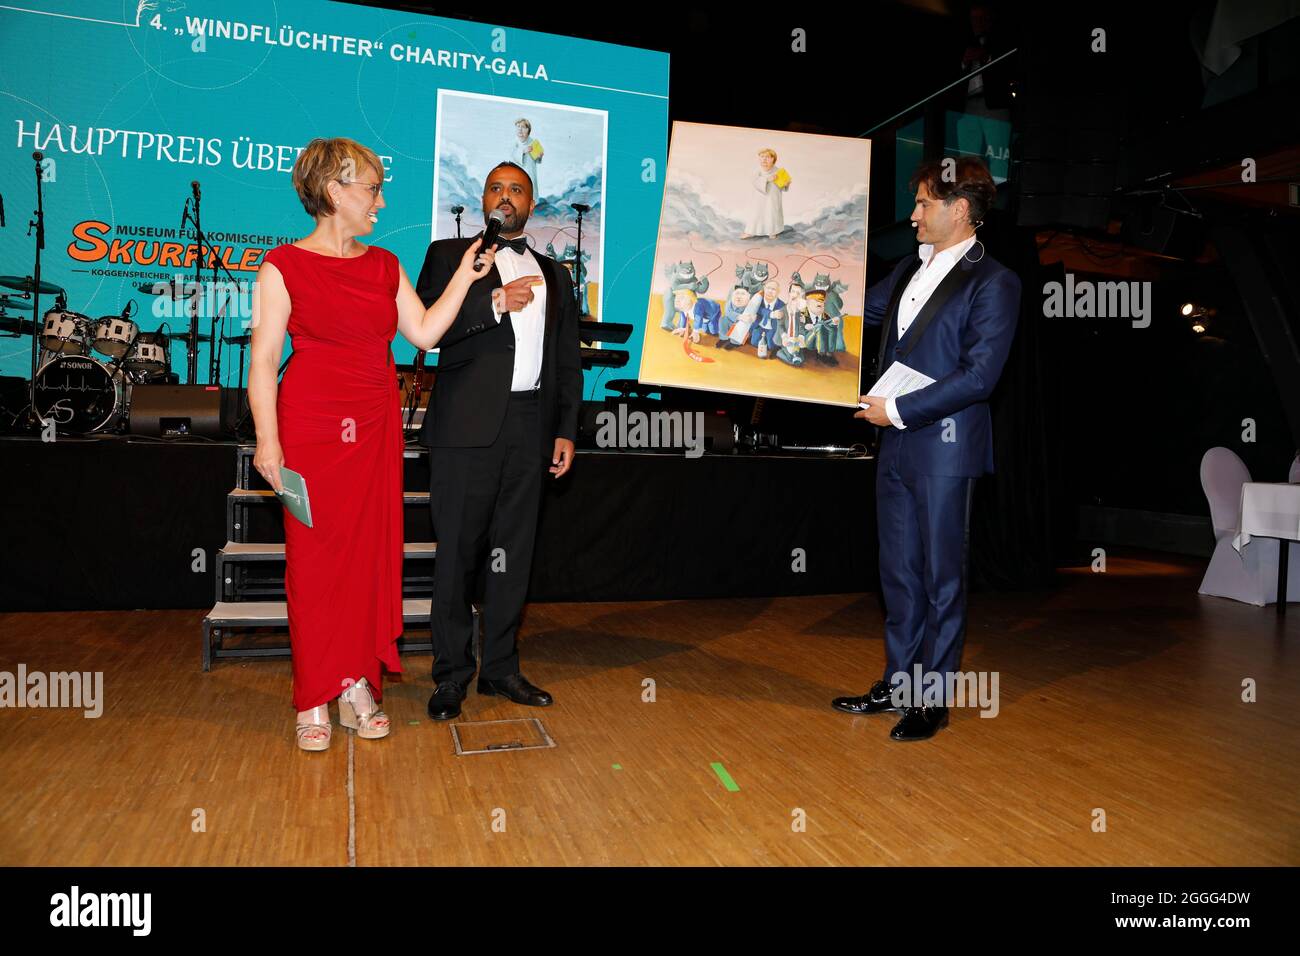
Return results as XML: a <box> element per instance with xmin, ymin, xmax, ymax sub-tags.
<box><xmin>832</xmin><ymin>679</ymin><xmax>900</xmax><ymax>715</ymax></box>
<box><xmin>477</xmin><ymin>673</ymin><xmax>553</xmax><ymax>706</ymax></box>
<box><xmin>889</xmin><ymin>706</ymin><xmax>948</xmax><ymax>741</ymax></box>
<box><xmin>426</xmin><ymin>680</ymin><xmax>467</xmax><ymax>721</ymax></box>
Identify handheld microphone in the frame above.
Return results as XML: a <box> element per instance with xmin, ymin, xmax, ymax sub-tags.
<box><xmin>480</xmin><ymin>208</ymin><xmax>507</xmax><ymax>249</ymax></box>
<box><xmin>32</xmin><ymin>151</ymin><xmax>43</xmax><ymax>163</ymax></box>
<box><xmin>571</xmin><ymin>202</ymin><xmax>590</xmax><ymax>213</ymax></box>
<box><xmin>191</xmin><ymin>180</ymin><xmax>201</xmax><ymax>202</ymax></box>
<box><xmin>450</xmin><ymin>204</ymin><xmax>465</xmax><ymax>215</ymax></box>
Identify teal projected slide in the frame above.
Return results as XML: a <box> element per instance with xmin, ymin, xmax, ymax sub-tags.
<box><xmin>0</xmin><ymin>0</ymin><xmax>669</xmax><ymax>392</ymax></box>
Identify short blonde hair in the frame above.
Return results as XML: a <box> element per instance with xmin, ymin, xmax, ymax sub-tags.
<box><xmin>515</xmin><ymin>118</ymin><xmax>532</xmax><ymax>134</ymax></box>
<box><xmin>758</xmin><ymin>148</ymin><xmax>777</xmax><ymax>162</ymax></box>
<box><xmin>291</xmin><ymin>137</ymin><xmax>384</xmax><ymax>218</ymax></box>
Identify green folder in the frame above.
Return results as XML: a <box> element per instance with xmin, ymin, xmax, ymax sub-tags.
<box><xmin>275</xmin><ymin>466</ymin><xmax>313</xmax><ymax>528</ymax></box>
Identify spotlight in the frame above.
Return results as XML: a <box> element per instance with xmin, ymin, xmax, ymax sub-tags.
<box><xmin>1180</xmin><ymin>302</ymin><xmax>1195</xmax><ymax>316</ymax></box>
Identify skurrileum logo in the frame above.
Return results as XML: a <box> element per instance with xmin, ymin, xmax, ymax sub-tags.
<box><xmin>0</xmin><ymin>665</ymin><xmax>103</xmax><ymax>718</ymax></box>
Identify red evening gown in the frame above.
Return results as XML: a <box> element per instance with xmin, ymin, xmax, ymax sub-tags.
<box><xmin>262</xmin><ymin>243</ymin><xmax>404</xmax><ymax>712</ymax></box>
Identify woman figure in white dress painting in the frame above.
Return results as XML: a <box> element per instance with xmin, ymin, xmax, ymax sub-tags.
<box><xmin>742</xmin><ymin>147</ymin><xmax>789</xmax><ymax>240</ymax></box>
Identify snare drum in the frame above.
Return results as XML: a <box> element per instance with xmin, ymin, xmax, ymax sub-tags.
<box><xmin>93</xmin><ymin>314</ymin><xmax>139</xmax><ymax>359</ymax></box>
<box><xmin>123</xmin><ymin>330</ymin><xmax>170</xmax><ymax>377</ymax></box>
<box><xmin>40</xmin><ymin>309</ymin><xmax>93</xmax><ymax>354</ymax></box>
<box><xmin>33</xmin><ymin>354</ymin><xmax>127</xmax><ymax>434</ymax></box>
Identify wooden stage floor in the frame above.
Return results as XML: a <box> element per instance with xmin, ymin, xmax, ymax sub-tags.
<box><xmin>2</xmin><ymin>552</ymin><xmax>1297</xmax><ymax>866</ymax></box>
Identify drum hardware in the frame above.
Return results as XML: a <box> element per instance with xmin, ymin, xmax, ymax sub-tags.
<box><xmin>223</xmin><ymin>330</ymin><xmax>253</xmax><ymax>427</ymax></box>
<box><xmin>19</xmin><ymin>150</ymin><xmax>53</xmax><ymax>428</ymax></box>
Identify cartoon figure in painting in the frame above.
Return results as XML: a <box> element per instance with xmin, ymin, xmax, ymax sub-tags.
<box><xmin>731</xmin><ymin>278</ymin><xmax>783</xmax><ymax>356</ymax></box>
<box><xmin>776</xmin><ymin>290</ymin><xmax>814</xmax><ymax>367</ymax></box>
<box><xmin>733</xmin><ymin>261</ymin><xmax>771</xmax><ymax>298</ymax></box>
<box><xmin>792</xmin><ymin>270</ymin><xmax>850</xmax><ymax>357</ymax></box>
<box><xmin>547</xmin><ymin>240</ymin><xmax>592</xmax><ymax>315</ymax></box>
<box><xmin>803</xmin><ymin>289</ymin><xmax>842</xmax><ymax>366</ymax></box>
<box><xmin>509</xmin><ymin>118</ymin><xmax>543</xmax><ymax>196</ymax></box>
<box><xmin>715</xmin><ymin>285</ymin><xmax>754</xmax><ymax>348</ymax></box>
<box><xmin>741</xmin><ymin>148</ymin><xmax>790</xmax><ymax>240</ymax></box>
<box><xmin>786</xmin><ymin>277</ymin><xmax>807</xmax><ymax>321</ymax></box>
<box><xmin>662</xmin><ymin>260</ymin><xmax>710</xmax><ymax>326</ymax></box>
<box><xmin>662</xmin><ymin>288</ymin><xmax>722</xmax><ymax>344</ymax></box>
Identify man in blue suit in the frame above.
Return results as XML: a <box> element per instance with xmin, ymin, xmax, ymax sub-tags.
<box><xmin>833</xmin><ymin>157</ymin><xmax>1020</xmax><ymax>741</ymax></box>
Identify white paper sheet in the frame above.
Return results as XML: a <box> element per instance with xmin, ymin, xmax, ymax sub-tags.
<box><xmin>861</xmin><ymin>360</ymin><xmax>935</xmax><ymax>404</ymax></box>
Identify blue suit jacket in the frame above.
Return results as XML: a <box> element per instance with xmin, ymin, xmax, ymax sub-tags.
<box><xmin>862</xmin><ymin>249</ymin><xmax>1020</xmax><ymax>478</ymax></box>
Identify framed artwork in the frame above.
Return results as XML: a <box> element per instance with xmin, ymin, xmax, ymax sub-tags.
<box><xmin>639</xmin><ymin>121</ymin><xmax>871</xmax><ymax>406</ymax></box>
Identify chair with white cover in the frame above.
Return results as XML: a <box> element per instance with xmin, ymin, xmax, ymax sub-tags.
<box><xmin>1198</xmin><ymin>447</ymin><xmax>1300</xmax><ymax>605</ymax></box>
<box><xmin>1288</xmin><ymin>452</ymin><xmax>1300</xmax><ymax>484</ymax></box>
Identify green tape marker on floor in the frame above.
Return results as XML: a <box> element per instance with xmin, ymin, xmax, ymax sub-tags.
<box><xmin>612</xmin><ymin>763</ymin><xmax>622</xmax><ymax>770</ymax></box>
<box><xmin>711</xmin><ymin>762</ymin><xmax>740</xmax><ymax>792</ymax></box>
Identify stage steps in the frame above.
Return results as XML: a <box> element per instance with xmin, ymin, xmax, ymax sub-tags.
<box><xmin>201</xmin><ymin>598</ymin><xmax>461</xmax><ymax>671</ymax></box>
<box><xmin>214</xmin><ymin>540</ymin><xmax>437</xmax><ymax>601</ymax></box>
<box><xmin>226</xmin><ymin>487</ymin><xmax>430</xmax><ymax>542</ymax></box>
<box><xmin>203</xmin><ymin>441</ymin><xmax>461</xmax><ymax>670</ymax></box>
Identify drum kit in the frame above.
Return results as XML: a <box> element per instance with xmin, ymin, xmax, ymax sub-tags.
<box><xmin>1</xmin><ymin>273</ymin><xmax>210</xmax><ymax>434</ymax></box>
<box><xmin>4</xmin><ymin>156</ymin><xmax>243</xmax><ymax>437</ymax></box>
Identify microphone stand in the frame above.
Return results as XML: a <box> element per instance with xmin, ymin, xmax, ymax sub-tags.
<box><xmin>179</xmin><ymin>188</ymin><xmax>205</xmax><ymax>384</ymax></box>
<box><xmin>26</xmin><ymin>153</ymin><xmax>45</xmax><ymax>430</ymax></box>
<box><xmin>207</xmin><ymin>232</ymin><xmax>248</xmax><ymax>398</ymax></box>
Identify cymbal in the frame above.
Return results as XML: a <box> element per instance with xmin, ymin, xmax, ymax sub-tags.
<box><xmin>135</xmin><ymin>281</ymin><xmax>197</xmax><ymax>299</ymax></box>
<box><xmin>0</xmin><ymin>275</ymin><xmax>63</xmax><ymax>295</ymax></box>
<box><xmin>163</xmin><ymin>330</ymin><xmax>212</xmax><ymax>342</ymax></box>
<box><xmin>0</xmin><ymin>315</ymin><xmax>39</xmax><ymax>336</ymax></box>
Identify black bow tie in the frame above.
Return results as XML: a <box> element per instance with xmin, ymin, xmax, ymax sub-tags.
<box><xmin>493</xmin><ymin>236</ymin><xmax>529</xmax><ymax>255</ymax></box>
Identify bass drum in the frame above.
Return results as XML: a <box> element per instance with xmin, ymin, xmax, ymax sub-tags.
<box><xmin>33</xmin><ymin>354</ymin><xmax>128</xmax><ymax>434</ymax></box>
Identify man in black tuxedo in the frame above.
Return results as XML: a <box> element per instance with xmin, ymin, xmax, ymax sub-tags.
<box><xmin>416</xmin><ymin>161</ymin><xmax>582</xmax><ymax>720</ymax></box>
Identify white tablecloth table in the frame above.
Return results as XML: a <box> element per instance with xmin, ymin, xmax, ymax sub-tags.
<box><xmin>1233</xmin><ymin>481</ymin><xmax>1300</xmax><ymax>613</ymax></box>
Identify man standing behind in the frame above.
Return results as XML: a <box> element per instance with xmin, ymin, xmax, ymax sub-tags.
<box><xmin>416</xmin><ymin>161</ymin><xmax>582</xmax><ymax>720</ymax></box>
<box><xmin>834</xmin><ymin>157</ymin><xmax>1019</xmax><ymax>741</ymax></box>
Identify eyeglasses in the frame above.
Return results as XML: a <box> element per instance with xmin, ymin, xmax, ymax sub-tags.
<box><xmin>337</xmin><ymin>179</ymin><xmax>383</xmax><ymax>199</ymax></box>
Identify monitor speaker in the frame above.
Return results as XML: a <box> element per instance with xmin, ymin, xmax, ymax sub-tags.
<box><xmin>129</xmin><ymin>384</ymin><xmax>231</xmax><ymax>437</ymax></box>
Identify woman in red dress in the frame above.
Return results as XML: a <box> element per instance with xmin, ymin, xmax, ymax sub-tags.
<box><xmin>248</xmin><ymin>138</ymin><xmax>494</xmax><ymax>751</ymax></box>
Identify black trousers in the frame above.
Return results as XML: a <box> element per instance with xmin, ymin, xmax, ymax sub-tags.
<box><xmin>428</xmin><ymin>391</ymin><xmax>543</xmax><ymax>684</ymax></box>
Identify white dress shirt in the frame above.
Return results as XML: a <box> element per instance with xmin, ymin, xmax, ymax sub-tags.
<box><xmin>884</xmin><ymin>234</ymin><xmax>978</xmax><ymax>429</ymax></box>
<box><xmin>489</xmin><ymin>243</ymin><xmax>547</xmax><ymax>392</ymax></box>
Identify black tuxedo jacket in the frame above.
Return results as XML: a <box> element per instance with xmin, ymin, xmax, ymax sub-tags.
<box><xmin>414</xmin><ymin>236</ymin><xmax>583</xmax><ymax>455</ymax></box>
